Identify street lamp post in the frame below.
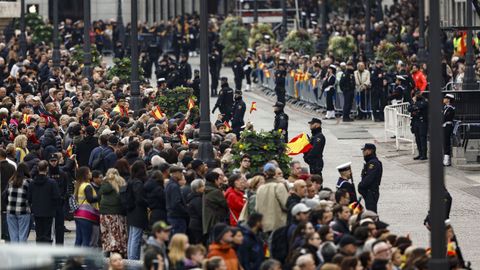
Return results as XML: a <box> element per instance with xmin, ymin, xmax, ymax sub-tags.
<box><xmin>318</xmin><ymin>0</ymin><xmax>328</xmax><ymax>54</ymax></box>
<box><xmin>198</xmin><ymin>0</ymin><xmax>214</xmax><ymax>163</ymax></box>
<box><xmin>153</xmin><ymin>0</ymin><xmax>157</xmax><ymax>22</ymax></box>
<box><xmin>364</xmin><ymin>0</ymin><xmax>373</xmax><ymax>60</ymax></box>
<box><xmin>19</xmin><ymin>0</ymin><xmax>26</xmax><ymax>59</ymax></box>
<box><xmin>281</xmin><ymin>0</ymin><xmax>287</xmax><ymax>39</ymax></box>
<box><xmin>117</xmin><ymin>0</ymin><xmax>126</xmax><ymax>45</ymax></box>
<box><xmin>253</xmin><ymin>0</ymin><xmax>258</xmax><ymax>23</ymax></box>
<box><xmin>83</xmin><ymin>0</ymin><xmax>93</xmax><ymax>85</ymax></box>
<box><xmin>417</xmin><ymin>0</ymin><xmax>427</xmax><ymax>63</ymax></box>
<box><xmin>145</xmin><ymin>0</ymin><xmax>149</xmax><ymax>23</ymax></box>
<box><xmin>428</xmin><ymin>0</ymin><xmax>449</xmax><ymax>269</ymax></box>
<box><xmin>464</xmin><ymin>0</ymin><xmax>477</xmax><ymax>90</ymax></box>
<box><xmin>130</xmin><ymin>0</ymin><xmax>142</xmax><ymax>112</ymax></box>
<box><xmin>160</xmin><ymin>0</ymin><xmax>164</xmax><ymax>21</ymax></box>
<box><xmin>52</xmin><ymin>0</ymin><xmax>60</xmax><ymax>67</ymax></box>
<box><xmin>167</xmin><ymin>0</ymin><xmax>171</xmax><ymax>19</ymax></box>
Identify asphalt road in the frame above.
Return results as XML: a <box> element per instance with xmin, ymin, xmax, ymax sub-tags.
<box><xmin>28</xmin><ymin>55</ymin><xmax>480</xmax><ymax>268</ymax></box>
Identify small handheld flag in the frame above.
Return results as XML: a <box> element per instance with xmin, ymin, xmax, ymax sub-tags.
<box><xmin>23</xmin><ymin>114</ymin><xmax>31</xmax><ymax>125</ymax></box>
<box><xmin>66</xmin><ymin>143</ymin><xmax>74</xmax><ymax>157</ymax></box>
<box><xmin>286</xmin><ymin>133</ymin><xmax>312</xmax><ymax>156</ymax></box>
<box><xmin>187</xmin><ymin>98</ymin><xmax>195</xmax><ymax>110</ymax></box>
<box><xmin>89</xmin><ymin>120</ymin><xmax>100</xmax><ymax>129</ymax></box>
<box><xmin>250</xmin><ymin>102</ymin><xmax>257</xmax><ymax>114</ymax></box>
<box><xmin>180</xmin><ymin>134</ymin><xmax>188</xmax><ymax>145</ymax></box>
<box><xmin>150</xmin><ymin>106</ymin><xmax>164</xmax><ymax>120</ymax></box>
<box><xmin>223</xmin><ymin>121</ymin><xmax>231</xmax><ymax>132</ymax></box>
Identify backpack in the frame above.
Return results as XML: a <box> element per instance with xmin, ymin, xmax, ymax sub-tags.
<box><xmin>91</xmin><ymin>148</ymin><xmax>107</xmax><ymax>173</ymax></box>
<box><xmin>119</xmin><ymin>181</ymin><xmax>136</xmax><ymax>212</ymax></box>
<box><xmin>268</xmin><ymin>225</ymin><xmax>290</xmax><ymax>264</ymax></box>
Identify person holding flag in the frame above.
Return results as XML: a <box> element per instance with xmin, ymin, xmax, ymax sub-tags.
<box><xmin>303</xmin><ymin>118</ymin><xmax>326</xmax><ymax>175</ymax></box>
<box><xmin>273</xmin><ymin>102</ymin><xmax>289</xmax><ymax>142</ymax></box>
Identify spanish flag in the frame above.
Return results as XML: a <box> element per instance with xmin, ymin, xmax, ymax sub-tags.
<box><xmin>250</xmin><ymin>101</ymin><xmax>257</xmax><ymax>114</ymax></box>
<box><xmin>187</xmin><ymin>98</ymin><xmax>195</xmax><ymax>110</ymax></box>
<box><xmin>286</xmin><ymin>133</ymin><xmax>312</xmax><ymax>156</ymax></box>
<box><xmin>23</xmin><ymin>114</ymin><xmax>31</xmax><ymax>124</ymax></box>
<box><xmin>66</xmin><ymin>143</ymin><xmax>74</xmax><ymax>157</ymax></box>
<box><xmin>181</xmin><ymin>134</ymin><xmax>188</xmax><ymax>145</ymax></box>
<box><xmin>89</xmin><ymin>120</ymin><xmax>100</xmax><ymax>129</ymax></box>
<box><xmin>264</xmin><ymin>69</ymin><xmax>271</xmax><ymax>78</ymax></box>
<box><xmin>224</xmin><ymin>121</ymin><xmax>231</xmax><ymax>132</ymax></box>
<box><xmin>150</xmin><ymin>105</ymin><xmax>164</xmax><ymax>120</ymax></box>
<box><xmin>259</xmin><ymin>62</ymin><xmax>265</xmax><ymax>69</ymax></box>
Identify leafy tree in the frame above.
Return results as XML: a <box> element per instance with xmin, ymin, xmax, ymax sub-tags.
<box><xmin>282</xmin><ymin>29</ymin><xmax>315</xmax><ymax>56</ymax></box>
<box><xmin>249</xmin><ymin>23</ymin><xmax>275</xmax><ymax>49</ymax></box>
<box><xmin>156</xmin><ymin>86</ymin><xmax>199</xmax><ymax>123</ymax></box>
<box><xmin>71</xmin><ymin>44</ymin><xmax>102</xmax><ymax>67</ymax></box>
<box><xmin>219</xmin><ymin>16</ymin><xmax>249</xmax><ymax>64</ymax></box>
<box><xmin>375</xmin><ymin>41</ymin><xmax>408</xmax><ymax>69</ymax></box>
<box><xmin>328</xmin><ymin>35</ymin><xmax>357</xmax><ymax>61</ymax></box>
<box><xmin>106</xmin><ymin>57</ymin><xmax>144</xmax><ymax>83</ymax></box>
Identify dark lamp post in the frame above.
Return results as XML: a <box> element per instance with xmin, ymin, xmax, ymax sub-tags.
<box><xmin>52</xmin><ymin>0</ymin><xmax>60</xmax><ymax>67</ymax></box>
<box><xmin>83</xmin><ymin>0</ymin><xmax>93</xmax><ymax>86</ymax></box>
<box><xmin>130</xmin><ymin>0</ymin><xmax>142</xmax><ymax>112</ymax></box>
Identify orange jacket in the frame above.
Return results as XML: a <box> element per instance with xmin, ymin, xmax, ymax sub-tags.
<box><xmin>208</xmin><ymin>243</ymin><xmax>240</xmax><ymax>270</ymax></box>
<box><xmin>412</xmin><ymin>71</ymin><xmax>427</xmax><ymax>91</ymax></box>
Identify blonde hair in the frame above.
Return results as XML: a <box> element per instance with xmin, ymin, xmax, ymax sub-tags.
<box><xmin>14</xmin><ymin>134</ymin><xmax>28</xmax><ymax>149</ymax></box>
<box><xmin>169</xmin><ymin>233</ymin><xmax>189</xmax><ymax>265</ymax></box>
<box><xmin>105</xmin><ymin>168</ymin><xmax>126</xmax><ymax>193</ymax></box>
<box><xmin>248</xmin><ymin>175</ymin><xmax>265</xmax><ymax>191</ymax></box>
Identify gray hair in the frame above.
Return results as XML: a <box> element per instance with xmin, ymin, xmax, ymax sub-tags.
<box><xmin>191</xmin><ymin>179</ymin><xmax>205</xmax><ymax>193</ymax></box>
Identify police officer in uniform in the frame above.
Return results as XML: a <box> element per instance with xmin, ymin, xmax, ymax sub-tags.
<box><xmin>274</xmin><ymin>60</ymin><xmax>287</xmax><ymax>104</ymax></box>
<box><xmin>212</xmin><ymin>77</ymin><xmax>234</xmax><ymax>122</ymax></box>
<box><xmin>232</xmin><ymin>55</ymin><xmax>245</xmax><ymax>91</ymax></box>
<box><xmin>209</xmin><ymin>47</ymin><xmax>221</xmax><ymax>96</ymax></box>
<box><xmin>443</xmin><ymin>94</ymin><xmax>456</xmax><ymax>166</ymax></box>
<box><xmin>371</xmin><ymin>60</ymin><xmax>386</xmax><ymax>121</ymax></box>
<box><xmin>304</xmin><ymin>118</ymin><xmax>326</xmax><ymax>175</ymax></box>
<box><xmin>336</xmin><ymin>162</ymin><xmax>357</xmax><ymax>204</ymax></box>
<box><xmin>339</xmin><ymin>61</ymin><xmax>355</xmax><ymax>122</ymax></box>
<box><xmin>178</xmin><ymin>53</ymin><xmax>192</xmax><ymax>86</ymax></box>
<box><xmin>358</xmin><ymin>143</ymin><xmax>383</xmax><ymax>213</ymax></box>
<box><xmin>273</xmin><ymin>102</ymin><xmax>289</xmax><ymax>142</ymax></box>
<box><xmin>231</xmin><ymin>90</ymin><xmax>246</xmax><ymax>138</ymax></box>
<box><xmin>408</xmin><ymin>90</ymin><xmax>429</xmax><ymax>160</ymax></box>
<box><xmin>167</xmin><ymin>62</ymin><xmax>182</xmax><ymax>89</ymax></box>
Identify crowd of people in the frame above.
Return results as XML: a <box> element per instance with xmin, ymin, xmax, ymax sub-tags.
<box><xmin>0</xmin><ymin>1</ymin><xmax>472</xmax><ymax>270</ymax></box>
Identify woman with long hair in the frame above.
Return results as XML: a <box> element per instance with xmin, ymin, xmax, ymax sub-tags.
<box><xmin>6</xmin><ymin>163</ymin><xmax>32</xmax><ymax>242</ymax></box>
<box><xmin>340</xmin><ymin>256</ymin><xmax>363</xmax><ymax>270</ymax></box>
<box><xmin>168</xmin><ymin>233</ymin><xmax>190</xmax><ymax>270</ymax></box>
<box><xmin>99</xmin><ymin>168</ymin><xmax>128</xmax><ymax>257</ymax></box>
<box><xmin>14</xmin><ymin>134</ymin><xmax>29</xmax><ymax>163</ymax></box>
<box><xmin>73</xmin><ymin>166</ymin><xmax>99</xmax><ymax>247</ymax></box>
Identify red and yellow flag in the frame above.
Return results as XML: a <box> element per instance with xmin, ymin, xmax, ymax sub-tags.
<box><xmin>223</xmin><ymin>121</ymin><xmax>232</xmax><ymax>132</ymax></box>
<box><xmin>187</xmin><ymin>98</ymin><xmax>195</xmax><ymax>110</ymax></box>
<box><xmin>150</xmin><ymin>105</ymin><xmax>164</xmax><ymax>120</ymax></box>
<box><xmin>258</xmin><ymin>62</ymin><xmax>265</xmax><ymax>69</ymax></box>
<box><xmin>23</xmin><ymin>114</ymin><xmax>31</xmax><ymax>124</ymax></box>
<box><xmin>89</xmin><ymin>120</ymin><xmax>100</xmax><ymax>129</ymax></box>
<box><xmin>66</xmin><ymin>143</ymin><xmax>74</xmax><ymax>157</ymax></box>
<box><xmin>286</xmin><ymin>133</ymin><xmax>312</xmax><ymax>156</ymax></box>
<box><xmin>180</xmin><ymin>134</ymin><xmax>188</xmax><ymax>145</ymax></box>
<box><xmin>250</xmin><ymin>101</ymin><xmax>257</xmax><ymax>114</ymax></box>
<box><xmin>264</xmin><ymin>69</ymin><xmax>271</xmax><ymax>78</ymax></box>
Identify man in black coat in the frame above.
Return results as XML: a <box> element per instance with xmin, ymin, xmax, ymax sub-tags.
<box><xmin>232</xmin><ymin>55</ymin><xmax>245</xmax><ymax>91</ymax></box>
<box><xmin>304</xmin><ymin>118</ymin><xmax>326</xmax><ymax>175</ymax></box>
<box><xmin>231</xmin><ymin>90</ymin><xmax>246</xmax><ymax>139</ymax></box>
<box><xmin>0</xmin><ymin>148</ymin><xmax>15</xmax><ymax>241</ymax></box>
<box><xmin>340</xmin><ymin>61</ymin><xmax>356</xmax><ymax>122</ymax></box>
<box><xmin>209</xmin><ymin>47</ymin><xmax>221</xmax><ymax>96</ymax></box>
<box><xmin>274</xmin><ymin>62</ymin><xmax>287</xmax><ymax>104</ymax></box>
<box><xmin>28</xmin><ymin>160</ymin><xmax>60</xmax><ymax>243</ymax></box>
<box><xmin>165</xmin><ymin>166</ymin><xmax>189</xmax><ymax>235</ymax></box>
<box><xmin>212</xmin><ymin>77</ymin><xmax>234</xmax><ymax>122</ymax></box>
<box><xmin>371</xmin><ymin>60</ymin><xmax>386</xmax><ymax>122</ymax></box>
<box><xmin>408</xmin><ymin>91</ymin><xmax>429</xmax><ymax>160</ymax></box>
<box><xmin>178</xmin><ymin>53</ymin><xmax>192</xmax><ymax>86</ymax></box>
<box><xmin>75</xmin><ymin>126</ymin><xmax>98</xmax><ymax>167</ymax></box>
<box><xmin>358</xmin><ymin>144</ymin><xmax>383</xmax><ymax>213</ymax></box>
<box><xmin>186</xmin><ymin>179</ymin><xmax>204</xmax><ymax>244</ymax></box>
<box><xmin>273</xmin><ymin>102</ymin><xmax>289</xmax><ymax>142</ymax></box>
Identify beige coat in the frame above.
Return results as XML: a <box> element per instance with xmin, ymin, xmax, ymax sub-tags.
<box><xmin>255</xmin><ymin>178</ymin><xmax>289</xmax><ymax>232</ymax></box>
<box><xmin>354</xmin><ymin>69</ymin><xmax>371</xmax><ymax>91</ymax></box>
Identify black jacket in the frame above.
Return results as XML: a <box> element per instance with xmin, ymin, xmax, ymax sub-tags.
<box><xmin>304</xmin><ymin>127</ymin><xmax>326</xmax><ymax>166</ymax></box>
<box><xmin>331</xmin><ymin>218</ymin><xmax>350</xmax><ymax>244</ymax></box>
<box><xmin>127</xmin><ymin>178</ymin><xmax>149</xmax><ymax>229</ymax></box>
<box><xmin>408</xmin><ymin>97</ymin><xmax>429</xmax><ymax>123</ymax></box>
<box><xmin>48</xmin><ymin>165</ymin><xmax>69</xmax><ymax>203</ymax></box>
<box><xmin>274</xmin><ymin>110</ymin><xmax>289</xmax><ymax>141</ymax></box>
<box><xmin>340</xmin><ymin>68</ymin><xmax>355</xmax><ymax>92</ymax></box>
<box><xmin>232</xmin><ymin>60</ymin><xmax>245</xmax><ymax>80</ymax></box>
<box><xmin>286</xmin><ymin>193</ymin><xmax>302</xmax><ymax>225</ymax></box>
<box><xmin>186</xmin><ymin>191</ymin><xmax>203</xmax><ymax>230</ymax></box>
<box><xmin>231</xmin><ymin>98</ymin><xmax>246</xmax><ymax>127</ymax></box>
<box><xmin>275</xmin><ymin>70</ymin><xmax>287</xmax><ymax>88</ymax></box>
<box><xmin>213</xmin><ymin>85</ymin><xmax>234</xmax><ymax>114</ymax></box>
<box><xmin>165</xmin><ymin>179</ymin><xmax>189</xmax><ymax>219</ymax></box>
<box><xmin>75</xmin><ymin>135</ymin><xmax>99</xmax><ymax>167</ymax></box>
<box><xmin>0</xmin><ymin>160</ymin><xmax>16</xmax><ymax>211</ymax></box>
<box><xmin>371</xmin><ymin>67</ymin><xmax>385</xmax><ymax>91</ymax></box>
<box><xmin>144</xmin><ymin>178</ymin><xmax>167</xmax><ymax>226</ymax></box>
<box><xmin>28</xmin><ymin>174</ymin><xmax>60</xmax><ymax>217</ymax></box>
<box><xmin>358</xmin><ymin>155</ymin><xmax>383</xmax><ymax>195</ymax></box>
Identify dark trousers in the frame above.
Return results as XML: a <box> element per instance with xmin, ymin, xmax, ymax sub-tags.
<box><xmin>444</xmin><ymin>124</ymin><xmax>454</xmax><ymax>155</ymax></box>
<box><xmin>275</xmin><ymin>87</ymin><xmax>286</xmax><ymax>104</ymax></box>
<box><xmin>371</xmin><ymin>90</ymin><xmax>385</xmax><ymax>121</ymax></box>
<box><xmin>211</xmin><ymin>72</ymin><xmax>219</xmax><ymax>96</ymax></box>
<box><xmin>343</xmin><ymin>91</ymin><xmax>354</xmax><ymax>120</ymax></box>
<box><xmin>363</xmin><ymin>191</ymin><xmax>380</xmax><ymax>213</ymax></box>
<box><xmin>413</xmin><ymin>121</ymin><xmax>428</xmax><ymax>157</ymax></box>
<box><xmin>245</xmin><ymin>70</ymin><xmax>252</xmax><ymax>85</ymax></box>
<box><xmin>1</xmin><ymin>212</ymin><xmax>9</xmax><ymax>242</ymax></box>
<box><xmin>326</xmin><ymin>90</ymin><xmax>335</xmax><ymax>110</ymax></box>
<box><xmin>232</xmin><ymin>124</ymin><xmax>243</xmax><ymax>139</ymax></box>
<box><xmin>35</xmin><ymin>216</ymin><xmax>53</xmax><ymax>243</ymax></box>
<box><xmin>54</xmin><ymin>204</ymin><xmax>65</xmax><ymax>244</ymax></box>
<box><xmin>167</xmin><ymin>217</ymin><xmax>187</xmax><ymax>236</ymax></box>
<box><xmin>308</xmin><ymin>159</ymin><xmax>324</xmax><ymax>176</ymax></box>
<box><xmin>234</xmin><ymin>77</ymin><xmax>243</xmax><ymax>91</ymax></box>
<box><xmin>221</xmin><ymin>110</ymin><xmax>233</xmax><ymax>123</ymax></box>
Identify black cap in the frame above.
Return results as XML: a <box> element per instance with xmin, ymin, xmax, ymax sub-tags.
<box><xmin>273</xmin><ymin>102</ymin><xmax>285</xmax><ymax>108</ymax></box>
<box><xmin>191</xmin><ymin>159</ymin><xmax>205</xmax><ymax>170</ymax></box>
<box><xmin>212</xmin><ymin>223</ymin><xmax>231</xmax><ymax>243</ymax></box>
<box><xmin>338</xmin><ymin>235</ymin><xmax>359</xmax><ymax>247</ymax></box>
<box><xmin>85</xmin><ymin>125</ymin><xmax>96</xmax><ymax>136</ymax></box>
<box><xmin>361</xmin><ymin>143</ymin><xmax>376</xmax><ymax>150</ymax></box>
<box><xmin>48</xmin><ymin>153</ymin><xmax>58</xmax><ymax>161</ymax></box>
<box><xmin>308</xmin><ymin>117</ymin><xmax>322</xmax><ymax>124</ymax></box>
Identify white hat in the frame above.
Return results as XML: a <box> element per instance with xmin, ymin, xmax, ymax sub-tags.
<box><xmin>291</xmin><ymin>203</ymin><xmax>311</xmax><ymax>216</ymax></box>
<box><xmin>340</xmin><ymin>62</ymin><xmax>346</xmax><ymax>66</ymax></box>
<box><xmin>247</xmin><ymin>48</ymin><xmax>255</xmax><ymax>54</ymax></box>
<box><xmin>336</xmin><ymin>162</ymin><xmax>352</xmax><ymax>171</ymax></box>
<box><xmin>396</xmin><ymin>75</ymin><xmax>406</xmax><ymax>81</ymax></box>
<box><xmin>157</xmin><ymin>78</ymin><xmax>166</xmax><ymax>83</ymax></box>
<box><xmin>329</xmin><ymin>64</ymin><xmax>337</xmax><ymax>69</ymax></box>
<box><xmin>279</xmin><ymin>55</ymin><xmax>287</xmax><ymax>60</ymax></box>
<box><xmin>0</xmin><ymin>107</ymin><xmax>8</xmax><ymax>114</ymax></box>
<box><xmin>32</xmin><ymin>96</ymin><xmax>41</xmax><ymax>101</ymax></box>
<box><xmin>445</xmin><ymin>94</ymin><xmax>455</xmax><ymax>99</ymax></box>
<box><xmin>264</xmin><ymin>35</ymin><xmax>271</xmax><ymax>39</ymax></box>
<box><xmin>101</xmin><ymin>129</ymin><xmax>115</xmax><ymax>136</ymax></box>
<box><xmin>311</xmin><ymin>21</ymin><xmax>318</xmax><ymax>25</ymax></box>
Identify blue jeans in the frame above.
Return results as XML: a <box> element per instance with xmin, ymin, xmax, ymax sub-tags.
<box><xmin>127</xmin><ymin>226</ymin><xmax>143</xmax><ymax>260</ymax></box>
<box><xmin>167</xmin><ymin>217</ymin><xmax>187</xmax><ymax>236</ymax></box>
<box><xmin>74</xmin><ymin>218</ymin><xmax>93</xmax><ymax>247</ymax></box>
<box><xmin>6</xmin><ymin>214</ymin><xmax>30</xmax><ymax>242</ymax></box>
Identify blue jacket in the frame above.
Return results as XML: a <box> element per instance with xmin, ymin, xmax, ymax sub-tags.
<box><xmin>165</xmin><ymin>179</ymin><xmax>189</xmax><ymax>218</ymax></box>
<box><xmin>88</xmin><ymin>145</ymin><xmax>117</xmax><ymax>173</ymax></box>
<box><xmin>238</xmin><ymin>224</ymin><xmax>265</xmax><ymax>270</ymax></box>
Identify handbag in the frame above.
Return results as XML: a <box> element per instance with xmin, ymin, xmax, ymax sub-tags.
<box><xmin>68</xmin><ymin>195</ymin><xmax>83</xmax><ymax>214</ymax></box>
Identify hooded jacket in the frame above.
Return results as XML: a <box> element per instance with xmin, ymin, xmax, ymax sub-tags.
<box><xmin>207</xmin><ymin>242</ymin><xmax>240</xmax><ymax>270</ymax></box>
<box><xmin>27</xmin><ymin>174</ymin><xmax>60</xmax><ymax>217</ymax></box>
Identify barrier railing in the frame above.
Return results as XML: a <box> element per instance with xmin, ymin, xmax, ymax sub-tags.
<box><xmin>383</xmin><ymin>102</ymin><xmax>414</xmax><ymax>153</ymax></box>
<box><xmin>396</xmin><ymin>113</ymin><xmax>415</xmax><ymax>154</ymax></box>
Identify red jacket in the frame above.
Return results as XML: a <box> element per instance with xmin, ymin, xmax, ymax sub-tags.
<box><xmin>224</xmin><ymin>187</ymin><xmax>245</xmax><ymax>226</ymax></box>
<box><xmin>208</xmin><ymin>242</ymin><xmax>239</xmax><ymax>270</ymax></box>
<box><xmin>412</xmin><ymin>71</ymin><xmax>427</xmax><ymax>91</ymax></box>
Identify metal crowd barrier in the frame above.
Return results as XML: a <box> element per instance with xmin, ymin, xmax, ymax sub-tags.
<box><xmin>383</xmin><ymin>102</ymin><xmax>415</xmax><ymax>153</ymax></box>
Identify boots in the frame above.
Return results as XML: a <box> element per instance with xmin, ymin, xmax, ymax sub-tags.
<box><xmin>443</xmin><ymin>155</ymin><xmax>451</xmax><ymax>166</ymax></box>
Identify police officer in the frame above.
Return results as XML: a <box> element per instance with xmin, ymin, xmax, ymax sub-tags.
<box><xmin>273</xmin><ymin>102</ymin><xmax>289</xmax><ymax>142</ymax></box>
<box><xmin>358</xmin><ymin>143</ymin><xmax>383</xmax><ymax>213</ymax></box>
<box><xmin>371</xmin><ymin>59</ymin><xmax>386</xmax><ymax>122</ymax></box>
<box><xmin>339</xmin><ymin>61</ymin><xmax>355</xmax><ymax>122</ymax></box>
<box><xmin>408</xmin><ymin>90</ymin><xmax>429</xmax><ymax>160</ymax></box>
<box><xmin>274</xmin><ymin>60</ymin><xmax>287</xmax><ymax>104</ymax></box>
<box><xmin>232</xmin><ymin>55</ymin><xmax>245</xmax><ymax>91</ymax></box>
<box><xmin>304</xmin><ymin>118</ymin><xmax>326</xmax><ymax>175</ymax></box>
<box><xmin>231</xmin><ymin>90</ymin><xmax>246</xmax><ymax>138</ymax></box>
<box><xmin>157</xmin><ymin>78</ymin><xmax>168</xmax><ymax>94</ymax></box>
<box><xmin>386</xmin><ymin>75</ymin><xmax>405</xmax><ymax>105</ymax></box>
<box><xmin>167</xmin><ymin>62</ymin><xmax>182</xmax><ymax>89</ymax></box>
<box><xmin>336</xmin><ymin>162</ymin><xmax>357</xmax><ymax>204</ymax></box>
<box><xmin>212</xmin><ymin>77</ymin><xmax>234</xmax><ymax>122</ymax></box>
<box><xmin>443</xmin><ymin>94</ymin><xmax>456</xmax><ymax>166</ymax></box>
<box><xmin>178</xmin><ymin>53</ymin><xmax>192</xmax><ymax>86</ymax></box>
<box><xmin>209</xmin><ymin>47</ymin><xmax>221</xmax><ymax>96</ymax></box>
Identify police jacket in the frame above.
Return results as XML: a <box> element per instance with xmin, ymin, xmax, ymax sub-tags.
<box><xmin>213</xmin><ymin>84</ymin><xmax>234</xmax><ymax>113</ymax></box>
<box><xmin>358</xmin><ymin>155</ymin><xmax>383</xmax><ymax>195</ymax></box>
<box><xmin>304</xmin><ymin>127</ymin><xmax>326</xmax><ymax>164</ymax></box>
<box><xmin>178</xmin><ymin>61</ymin><xmax>192</xmax><ymax>83</ymax></box>
<box><xmin>339</xmin><ymin>68</ymin><xmax>355</xmax><ymax>92</ymax></box>
<box><xmin>274</xmin><ymin>110</ymin><xmax>289</xmax><ymax>139</ymax></box>
<box><xmin>232</xmin><ymin>98</ymin><xmax>246</xmax><ymax>127</ymax></box>
<box><xmin>209</xmin><ymin>54</ymin><xmax>219</xmax><ymax>74</ymax></box>
<box><xmin>167</xmin><ymin>69</ymin><xmax>182</xmax><ymax>89</ymax></box>
<box><xmin>408</xmin><ymin>98</ymin><xmax>429</xmax><ymax>123</ymax></box>
<box><xmin>232</xmin><ymin>61</ymin><xmax>245</xmax><ymax>79</ymax></box>
<box><xmin>275</xmin><ymin>70</ymin><xmax>287</xmax><ymax>88</ymax></box>
<box><xmin>387</xmin><ymin>84</ymin><xmax>404</xmax><ymax>101</ymax></box>
<box><xmin>371</xmin><ymin>67</ymin><xmax>385</xmax><ymax>91</ymax></box>
<box><xmin>443</xmin><ymin>104</ymin><xmax>455</xmax><ymax>125</ymax></box>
